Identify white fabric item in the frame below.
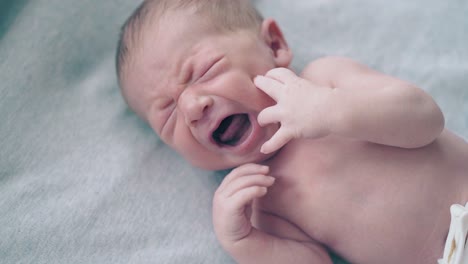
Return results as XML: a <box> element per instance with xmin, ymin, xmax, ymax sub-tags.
<box><xmin>439</xmin><ymin>203</ymin><xmax>468</xmax><ymax>264</ymax></box>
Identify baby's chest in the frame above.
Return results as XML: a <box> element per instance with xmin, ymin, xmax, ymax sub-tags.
<box><xmin>259</xmin><ymin>138</ymin><xmax>448</xmax><ymax>238</ymax></box>
<box><xmin>265</xmin><ymin>136</ymin><xmax>445</xmax><ymax>196</ymax></box>
<box><xmin>255</xmin><ymin>137</ymin><xmax>468</xmax><ymax>263</ymax></box>
<box><xmin>264</xmin><ymin>138</ymin><xmax>383</xmax><ymax>198</ymax></box>
<box><xmin>258</xmin><ymin>142</ymin><xmax>363</xmax><ymax>237</ymax></box>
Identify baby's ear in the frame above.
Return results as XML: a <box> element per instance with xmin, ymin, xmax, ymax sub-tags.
<box><xmin>260</xmin><ymin>18</ymin><xmax>292</xmax><ymax>67</ymax></box>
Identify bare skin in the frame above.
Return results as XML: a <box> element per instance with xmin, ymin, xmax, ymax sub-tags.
<box><xmin>121</xmin><ymin>7</ymin><xmax>468</xmax><ymax>264</ymax></box>
<box><xmin>213</xmin><ymin>63</ymin><xmax>468</xmax><ymax>264</ymax></box>
<box><xmin>256</xmin><ymin>131</ymin><xmax>468</xmax><ymax>264</ymax></box>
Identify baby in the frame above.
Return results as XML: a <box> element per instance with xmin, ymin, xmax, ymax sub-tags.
<box><xmin>116</xmin><ymin>0</ymin><xmax>468</xmax><ymax>263</ymax></box>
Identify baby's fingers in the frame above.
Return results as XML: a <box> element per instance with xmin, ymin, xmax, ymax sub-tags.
<box><xmin>224</xmin><ymin>174</ymin><xmax>275</xmax><ymax>198</ymax></box>
<box><xmin>265</xmin><ymin>67</ymin><xmax>298</xmax><ymax>82</ymax></box>
<box><xmin>254</xmin><ymin>75</ymin><xmax>283</xmax><ymax>101</ymax></box>
<box><xmin>257</xmin><ymin>105</ymin><xmax>282</xmax><ymax>127</ymax></box>
<box><xmin>218</xmin><ymin>164</ymin><xmax>269</xmax><ymax>192</ymax></box>
<box><xmin>227</xmin><ymin>186</ymin><xmax>269</xmax><ymax>213</ymax></box>
<box><xmin>260</xmin><ymin>127</ymin><xmax>293</xmax><ymax>154</ymax></box>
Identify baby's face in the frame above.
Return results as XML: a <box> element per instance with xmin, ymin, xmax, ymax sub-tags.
<box><xmin>123</xmin><ymin>9</ymin><xmax>290</xmax><ymax>170</ymax></box>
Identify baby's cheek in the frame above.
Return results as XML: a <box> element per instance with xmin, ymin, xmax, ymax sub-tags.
<box><xmin>252</xmin><ymin>90</ymin><xmax>276</xmax><ymax>112</ymax></box>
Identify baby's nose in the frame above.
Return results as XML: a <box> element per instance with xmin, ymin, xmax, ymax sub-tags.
<box><xmin>178</xmin><ymin>90</ymin><xmax>213</xmax><ymax>126</ymax></box>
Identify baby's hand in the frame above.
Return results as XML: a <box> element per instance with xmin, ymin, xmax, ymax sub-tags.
<box><xmin>255</xmin><ymin>68</ymin><xmax>332</xmax><ymax>154</ymax></box>
<box><xmin>212</xmin><ymin>164</ymin><xmax>274</xmax><ymax>247</ymax></box>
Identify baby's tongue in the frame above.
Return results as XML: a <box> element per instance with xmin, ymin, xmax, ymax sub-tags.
<box><xmin>220</xmin><ymin>114</ymin><xmax>249</xmax><ymax>145</ymax></box>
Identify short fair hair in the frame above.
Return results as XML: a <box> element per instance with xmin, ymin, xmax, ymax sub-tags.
<box><xmin>116</xmin><ymin>0</ymin><xmax>263</xmax><ymax>88</ymax></box>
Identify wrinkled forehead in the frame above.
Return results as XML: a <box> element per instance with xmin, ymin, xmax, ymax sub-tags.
<box><xmin>133</xmin><ymin>10</ymin><xmax>227</xmax><ymax>93</ymax></box>
<box><xmin>136</xmin><ymin>10</ymin><xmax>192</xmax><ymax>81</ymax></box>
<box><xmin>125</xmin><ymin>9</ymin><xmax>201</xmax><ymax>112</ymax></box>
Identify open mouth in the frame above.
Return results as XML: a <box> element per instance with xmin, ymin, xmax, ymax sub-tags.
<box><xmin>212</xmin><ymin>114</ymin><xmax>251</xmax><ymax>147</ymax></box>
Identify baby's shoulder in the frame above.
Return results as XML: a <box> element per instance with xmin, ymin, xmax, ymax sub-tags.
<box><xmin>300</xmin><ymin>56</ymin><xmax>367</xmax><ymax>86</ymax></box>
<box><xmin>301</xmin><ymin>56</ymin><xmax>361</xmax><ymax>74</ymax></box>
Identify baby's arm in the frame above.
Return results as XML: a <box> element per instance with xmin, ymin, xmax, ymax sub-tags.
<box><xmin>212</xmin><ymin>164</ymin><xmax>332</xmax><ymax>264</ymax></box>
<box><xmin>255</xmin><ymin>56</ymin><xmax>444</xmax><ymax>153</ymax></box>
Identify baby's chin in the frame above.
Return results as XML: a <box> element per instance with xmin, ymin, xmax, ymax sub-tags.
<box><xmin>189</xmin><ymin>151</ymin><xmax>277</xmax><ymax>171</ymax></box>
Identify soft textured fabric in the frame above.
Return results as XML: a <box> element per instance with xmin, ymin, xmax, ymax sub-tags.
<box><xmin>0</xmin><ymin>0</ymin><xmax>466</xmax><ymax>263</ymax></box>
<box><xmin>438</xmin><ymin>202</ymin><xmax>468</xmax><ymax>264</ymax></box>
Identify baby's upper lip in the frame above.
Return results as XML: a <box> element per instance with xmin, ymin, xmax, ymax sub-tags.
<box><xmin>188</xmin><ymin>101</ymin><xmax>227</xmax><ymax>148</ymax></box>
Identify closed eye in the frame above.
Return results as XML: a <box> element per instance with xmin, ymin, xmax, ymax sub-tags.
<box><xmin>157</xmin><ymin>97</ymin><xmax>175</xmax><ymax>109</ymax></box>
<box><xmin>160</xmin><ymin>106</ymin><xmax>177</xmax><ymax>138</ymax></box>
<box><xmin>152</xmin><ymin>97</ymin><xmax>176</xmax><ymax>135</ymax></box>
<box><xmin>195</xmin><ymin>56</ymin><xmax>224</xmax><ymax>83</ymax></box>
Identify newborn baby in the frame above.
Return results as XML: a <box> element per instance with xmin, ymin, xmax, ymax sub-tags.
<box><xmin>116</xmin><ymin>1</ymin><xmax>468</xmax><ymax>263</ymax></box>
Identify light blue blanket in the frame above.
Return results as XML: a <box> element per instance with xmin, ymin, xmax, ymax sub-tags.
<box><xmin>1</xmin><ymin>0</ymin><xmax>466</xmax><ymax>263</ymax></box>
